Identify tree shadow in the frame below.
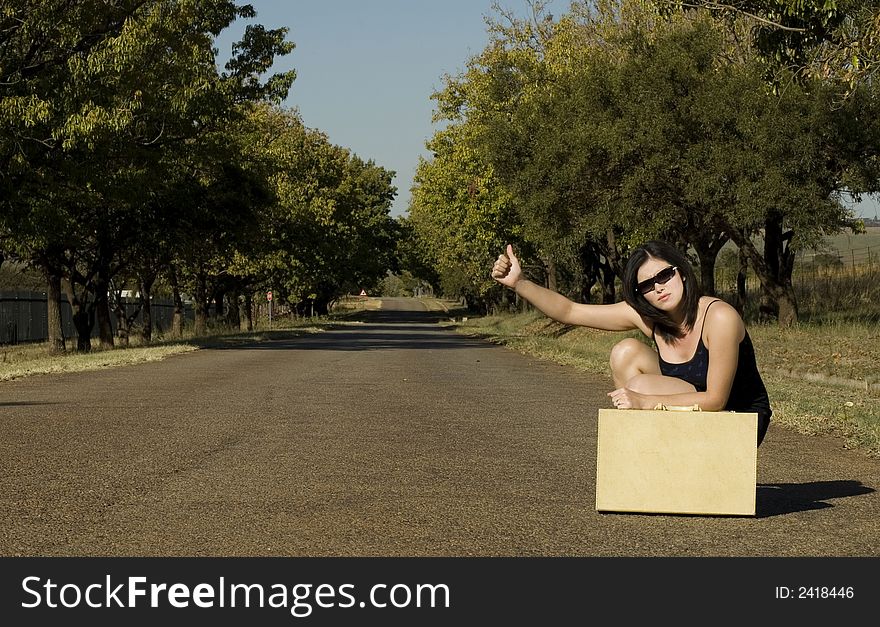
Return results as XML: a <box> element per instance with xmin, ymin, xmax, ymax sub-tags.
<box><xmin>0</xmin><ymin>401</ymin><xmax>59</xmax><ymax>407</ymax></box>
<box><xmin>756</xmin><ymin>480</ymin><xmax>875</xmax><ymax>518</ymax></box>
<box><xmin>202</xmin><ymin>324</ymin><xmax>494</xmax><ymax>352</ymax></box>
<box><xmin>344</xmin><ymin>309</ymin><xmax>456</xmax><ymax>324</ymax></box>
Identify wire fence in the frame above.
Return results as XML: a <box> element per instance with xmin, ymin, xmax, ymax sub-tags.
<box><xmin>714</xmin><ymin>246</ymin><xmax>878</xmax><ymax>294</ymax></box>
<box><xmin>0</xmin><ymin>291</ymin><xmax>193</xmax><ymax>345</ymax></box>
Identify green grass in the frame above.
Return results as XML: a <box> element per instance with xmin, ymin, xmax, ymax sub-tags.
<box><xmin>453</xmin><ymin>312</ymin><xmax>880</xmax><ymax>458</ymax></box>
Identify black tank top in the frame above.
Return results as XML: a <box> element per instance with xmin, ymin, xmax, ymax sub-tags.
<box><xmin>653</xmin><ymin>300</ymin><xmax>772</xmax><ymax>419</ymax></box>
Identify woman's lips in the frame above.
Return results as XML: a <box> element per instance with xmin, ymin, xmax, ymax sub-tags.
<box><xmin>658</xmin><ymin>294</ymin><xmax>670</xmax><ymax>301</ymax></box>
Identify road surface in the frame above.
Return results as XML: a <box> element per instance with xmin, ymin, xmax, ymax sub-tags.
<box><xmin>1</xmin><ymin>297</ymin><xmax>878</xmax><ymax>556</ymax></box>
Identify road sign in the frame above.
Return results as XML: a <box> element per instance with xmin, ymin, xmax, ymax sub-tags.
<box><xmin>267</xmin><ymin>291</ymin><xmax>273</xmax><ymax>301</ymax></box>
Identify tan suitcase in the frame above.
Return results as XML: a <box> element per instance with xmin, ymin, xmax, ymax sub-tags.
<box><xmin>595</xmin><ymin>408</ymin><xmax>758</xmax><ymax>516</ymax></box>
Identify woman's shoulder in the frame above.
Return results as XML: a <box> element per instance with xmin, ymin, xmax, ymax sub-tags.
<box><xmin>702</xmin><ymin>297</ymin><xmax>745</xmax><ymax>340</ymax></box>
<box><xmin>702</xmin><ymin>296</ymin><xmax>739</xmax><ymax>316</ymax></box>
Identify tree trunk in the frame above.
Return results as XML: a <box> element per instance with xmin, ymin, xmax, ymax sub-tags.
<box><xmin>139</xmin><ymin>272</ymin><xmax>157</xmax><ymax>343</ymax></box>
<box><xmin>601</xmin><ymin>228</ymin><xmax>626</xmax><ymax>278</ymax></box>
<box><xmin>95</xmin><ymin>283</ymin><xmax>114</xmax><ymax>349</ymax></box>
<box><xmin>226</xmin><ymin>289</ymin><xmax>241</xmax><ymax>329</ymax></box>
<box><xmin>544</xmin><ymin>257</ymin><xmax>557</xmax><ymax>292</ymax></box>
<box><xmin>91</xmin><ymin>237</ymin><xmax>116</xmax><ymax>349</ymax></box>
<box><xmin>113</xmin><ymin>291</ymin><xmax>131</xmax><ymax>347</ymax></box>
<box><xmin>240</xmin><ymin>293</ymin><xmax>253</xmax><ymax>331</ymax></box>
<box><xmin>735</xmin><ymin>247</ymin><xmax>748</xmax><ymax>315</ymax></box>
<box><xmin>684</xmin><ymin>213</ymin><xmax>728</xmax><ymax>297</ymax></box>
<box><xmin>194</xmin><ymin>272</ymin><xmax>207</xmax><ymax>336</ymax></box>
<box><xmin>578</xmin><ymin>244</ymin><xmax>602</xmax><ymax>304</ymax></box>
<box><xmin>726</xmin><ymin>224</ymin><xmax>798</xmax><ymax>326</ymax></box>
<box><xmin>63</xmin><ymin>281</ymin><xmax>93</xmax><ymax>352</ymax></box>
<box><xmin>314</xmin><ymin>296</ymin><xmax>330</xmax><ymax>316</ymax></box>
<box><xmin>213</xmin><ymin>287</ymin><xmax>226</xmax><ymax>322</ymax></box>
<box><xmin>600</xmin><ymin>258</ymin><xmax>616</xmax><ymax>304</ymax></box>
<box><xmin>759</xmin><ymin>217</ymin><xmax>782</xmax><ymax>320</ymax></box>
<box><xmin>169</xmin><ymin>264</ymin><xmax>184</xmax><ymax>338</ymax></box>
<box><xmin>690</xmin><ymin>236</ymin><xmax>727</xmax><ymax>297</ymax></box>
<box><xmin>44</xmin><ymin>266</ymin><xmax>66</xmax><ymax>354</ymax></box>
<box><xmin>697</xmin><ymin>254</ymin><xmax>716</xmax><ymax>296</ymax></box>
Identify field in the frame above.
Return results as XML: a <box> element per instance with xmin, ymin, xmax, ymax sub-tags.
<box><xmin>710</xmin><ymin>226</ymin><xmax>880</xmax><ymax>323</ymax></box>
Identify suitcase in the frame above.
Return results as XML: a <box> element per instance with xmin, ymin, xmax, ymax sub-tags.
<box><xmin>595</xmin><ymin>407</ymin><xmax>758</xmax><ymax>516</ymax></box>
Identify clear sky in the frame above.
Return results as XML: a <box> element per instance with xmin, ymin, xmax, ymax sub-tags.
<box><xmin>214</xmin><ymin>0</ymin><xmax>877</xmax><ymax>220</ymax></box>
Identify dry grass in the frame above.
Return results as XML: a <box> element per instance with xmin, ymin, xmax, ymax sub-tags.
<box><xmin>0</xmin><ymin>342</ymin><xmax>199</xmax><ymax>381</ymax></box>
<box><xmin>0</xmin><ymin>321</ymin><xmax>327</xmax><ymax>382</ymax></box>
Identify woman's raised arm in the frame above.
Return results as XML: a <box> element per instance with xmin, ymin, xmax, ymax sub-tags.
<box><xmin>492</xmin><ymin>245</ymin><xmax>645</xmax><ymax>332</ymax></box>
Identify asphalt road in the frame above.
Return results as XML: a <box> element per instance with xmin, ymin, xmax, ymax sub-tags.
<box><xmin>1</xmin><ymin>297</ymin><xmax>878</xmax><ymax>557</ymax></box>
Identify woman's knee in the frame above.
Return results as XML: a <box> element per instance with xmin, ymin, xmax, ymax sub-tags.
<box><xmin>609</xmin><ymin>337</ymin><xmax>653</xmax><ymax>370</ymax></box>
<box><xmin>609</xmin><ymin>337</ymin><xmax>660</xmax><ymax>386</ymax></box>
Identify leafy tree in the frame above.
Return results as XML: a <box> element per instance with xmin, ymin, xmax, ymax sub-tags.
<box><xmin>0</xmin><ymin>0</ymin><xmax>294</xmax><ymax>350</ymax></box>
<box><xmin>409</xmin><ymin>120</ymin><xmax>519</xmax><ymax>312</ymax></box>
<box><xmin>390</xmin><ymin>216</ymin><xmax>441</xmax><ymax>293</ymax></box>
<box><xmin>229</xmin><ymin>105</ymin><xmax>398</xmax><ymax>317</ymax></box>
<box><xmin>654</xmin><ymin>1</ymin><xmax>880</xmax><ymax>93</ymax></box>
<box><xmin>425</xmin><ymin>0</ymin><xmax>880</xmax><ymax>325</ymax></box>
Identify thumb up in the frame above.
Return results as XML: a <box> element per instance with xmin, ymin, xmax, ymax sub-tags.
<box><xmin>491</xmin><ymin>244</ymin><xmax>522</xmax><ymax>289</ymax></box>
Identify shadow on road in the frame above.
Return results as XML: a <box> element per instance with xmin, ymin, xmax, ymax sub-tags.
<box><xmin>342</xmin><ymin>309</ymin><xmax>457</xmax><ymax>324</ymax></box>
<box><xmin>208</xmin><ymin>326</ymin><xmax>491</xmax><ymax>352</ymax></box>
<box><xmin>756</xmin><ymin>480</ymin><xmax>875</xmax><ymax>518</ymax></box>
<box><xmin>0</xmin><ymin>401</ymin><xmax>60</xmax><ymax>407</ymax></box>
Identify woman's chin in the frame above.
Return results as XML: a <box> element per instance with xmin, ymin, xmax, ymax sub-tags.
<box><xmin>653</xmin><ymin>295</ymin><xmax>682</xmax><ymax>311</ymax></box>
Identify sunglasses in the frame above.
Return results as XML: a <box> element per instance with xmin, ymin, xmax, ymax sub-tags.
<box><xmin>637</xmin><ymin>266</ymin><xmax>678</xmax><ymax>295</ymax></box>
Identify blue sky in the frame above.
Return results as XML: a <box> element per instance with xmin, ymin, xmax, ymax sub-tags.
<box><xmin>214</xmin><ymin>1</ymin><xmax>878</xmax><ymax>220</ymax></box>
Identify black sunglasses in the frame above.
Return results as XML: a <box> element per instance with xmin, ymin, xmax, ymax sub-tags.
<box><xmin>637</xmin><ymin>266</ymin><xmax>678</xmax><ymax>295</ymax></box>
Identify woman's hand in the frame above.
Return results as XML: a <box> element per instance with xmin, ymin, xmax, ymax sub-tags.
<box><xmin>491</xmin><ymin>244</ymin><xmax>523</xmax><ymax>289</ymax></box>
<box><xmin>607</xmin><ymin>387</ymin><xmax>649</xmax><ymax>410</ymax></box>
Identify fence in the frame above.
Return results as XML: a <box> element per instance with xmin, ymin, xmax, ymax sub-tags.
<box><xmin>714</xmin><ymin>245</ymin><xmax>878</xmax><ymax>294</ymax></box>
<box><xmin>0</xmin><ymin>291</ymin><xmax>193</xmax><ymax>345</ymax></box>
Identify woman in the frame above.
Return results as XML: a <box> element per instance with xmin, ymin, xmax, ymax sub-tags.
<box><xmin>491</xmin><ymin>240</ymin><xmax>771</xmax><ymax>445</ymax></box>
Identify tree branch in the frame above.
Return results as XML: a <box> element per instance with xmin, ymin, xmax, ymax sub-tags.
<box><xmin>663</xmin><ymin>1</ymin><xmax>809</xmax><ymax>33</ymax></box>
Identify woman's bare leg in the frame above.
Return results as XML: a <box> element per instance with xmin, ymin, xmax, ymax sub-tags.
<box><xmin>609</xmin><ymin>338</ymin><xmax>697</xmax><ymax>394</ymax></box>
<box><xmin>609</xmin><ymin>338</ymin><xmax>661</xmax><ymax>387</ymax></box>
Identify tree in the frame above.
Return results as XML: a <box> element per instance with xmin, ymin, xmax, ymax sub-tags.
<box><xmin>0</xmin><ymin>0</ymin><xmax>295</xmax><ymax>349</ymax></box>
<box><xmin>654</xmin><ymin>1</ymin><xmax>880</xmax><ymax>94</ymax></box>
<box><xmin>228</xmin><ymin>105</ymin><xmax>399</xmax><ymax>318</ymax></box>
<box><xmin>409</xmin><ymin>119</ymin><xmax>520</xmax><ymax>312</ymax></box>
<box><xmin>425</xmin><ymin>0</ymin><xmax>880</xmax><ymax>325</ymax></box>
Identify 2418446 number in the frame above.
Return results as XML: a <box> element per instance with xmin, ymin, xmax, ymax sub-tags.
<box><xmin>798</xmin><ymin>587</ymin><xmax>854</xmax><ymax>599</ymax></box>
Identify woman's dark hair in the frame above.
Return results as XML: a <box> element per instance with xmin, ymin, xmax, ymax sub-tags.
<box><xmin>621</xmin><ymin>240</ymin><xmax>702</xmax><ymax>344</ymax></box>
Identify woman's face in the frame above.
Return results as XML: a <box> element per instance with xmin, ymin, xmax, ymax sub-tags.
<box><xmin>636</xmin><ymin>256</ymin><xmax>684</xmax><ymax>311</ymax></box>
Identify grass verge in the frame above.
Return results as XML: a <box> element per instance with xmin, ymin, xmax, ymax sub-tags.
<box><xmin>0</xmin><ymin>320</ymin><xmax>327</xmax><ymax>382</ymax></box>
<box><xmin>453</xmin><ymin>312</ymin><xmax>880</xmax><ymax>458</ymax></box>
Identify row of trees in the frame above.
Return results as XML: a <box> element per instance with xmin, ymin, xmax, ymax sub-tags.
<box><xmin>406</xmin><ymin>0</ymin><xmax>880</xmax><ymax>324</ymax></box>
<box><xmin>0</xmin><ymin>1</ymin><xmax>398</xmax><ymax>352</ymax></box>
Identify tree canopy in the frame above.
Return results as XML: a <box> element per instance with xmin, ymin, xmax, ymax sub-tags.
<box><xmin>409</xmin><ymin>0</ymin><xmax>880</xmax><ymax>324</ymax></box>
<box><xmin>1</xmin><ymin>0</ymin><xmax>399</xmax><ymax>349</ymax></box>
